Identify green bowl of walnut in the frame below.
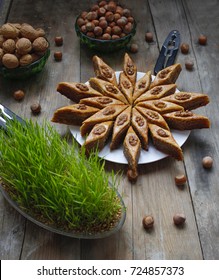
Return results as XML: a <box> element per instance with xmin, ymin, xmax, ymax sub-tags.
<box><xmin>0</xmin><ymin>23</ymin><xmax>50</xmax><ymax>79</ymax></box>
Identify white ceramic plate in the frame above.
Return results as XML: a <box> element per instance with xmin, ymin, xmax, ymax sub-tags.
<box><xmin>70</xmin><ymin>72</ymin><xmax>190</xmax><ymax>164</ymax></box>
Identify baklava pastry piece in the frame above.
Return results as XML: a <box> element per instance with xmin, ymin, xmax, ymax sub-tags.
<box><xmin>123</xmin><ymin>52</ymin><xmax>137</xmax><ymax>85</ymax></box>
<box><xmin>51</xmin><ymin>104</ymin><xmax>99</xmax><ymax>126</ymax></box>
<box><xmin>80</xmin><ymin>96</ymin><xmax>123</xmax><ymax>109</ymax></box>
<box><xmin>150</xmin><ymin>63</ymin><xmax>182</xmax><ymax>88</ymax></box>
<box><xmin>80</xmin><ymin>104</ymin><xmax>128</xmax><ymax>136</ymax></box>
<box><xmin>149</xmin><ymin>124</ymin><xmax>183</xmax><ymax>161</ymax></box>
<box><xmin>119</xmin><ymin>71</ymin><xmax>133</xmax><ymax>104</ymax></box>
<box><xmin>163</xmin><ymin>110</ymin><xmax>210</xmax><ymax>130</ymax></box>
<box><xmin>92</xmin><ymin>55</ymin><xmax>118</xmax><ymax>86</ymax></box>
<box><xmin>131</xmin><ymin>108</ymin><xmax>148</xmax><ymax>150</ymax></box>
<box><xmin>134</xmin><ymin>84</ymin><xmax>176</xmax><ymax>104</ymax></box>
<box><xmin>123</xmin><ymin>126</ymin><xmax>141</xmax><ymax>182</ymax></box>
<box><xmin>57</xmin><ymin>82</ymin><xmax>102</xmax><ymax>103</ymax></box>
<box><xmin>110</xmin><ymin>106</ymin><xmax>132</xmax><ymax>150</ymax></box>
<box><xmin>89</xmin><ymin>77</ymin><xmax>128</xmax><ymax>104</ymax></box>
<box><xmin>137</xmin><ymin>100</ymin><xmax>184</xmax><ymax>115</ymax></box>
<box><xmin>133</xmin><ymin>71</ymin><xmax>152</xmax><ymax>101</ymax></box>
<box><xmin>83</xmin><ymin>121</ymin><xmax>114</xmax><ymax>154</ymax></box>
<box><xmin>136</xmin><ymin>106</ymin><xmax>169</xmax><ymax>130</ymax></box>
<box><xmin>162</xmin><ymin>91</ymin><xmax>210</xmax><ymax>110</ymax></box>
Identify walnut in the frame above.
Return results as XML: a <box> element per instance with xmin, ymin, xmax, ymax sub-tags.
<box><xmin>0</xmin><ymin>48</ymin><xmax>4</xmax><ymax>63</ymax></box>
<box><xmin>32</xmin><ymin>37</ymin><xmax>49</xmax><ymax>52</ymax></box>
<box><xmin>0</xmin><ymin>35</ymin><xmax>5</xmax><ymax>47</ymax></box>
<box><xmin>93</xmin><ymin>125</ymin><xmax>106</xmax><ymax>135</ymax></box>
<box><xmin>0</xmin><ymin>23</ymin><xmax>19</xmax><ymax>39</ymax></box>
<box><xmin>117</xmin><ymin>114</ymin><xmax>128</xmax><ymax>126</ymax></box>
<box><xmin>16</xmin><ymin>38</ymin><xmax>32</xmax><ymax>55</ymax></box>
<box><xmin>129</xmin><ymin>135</ymin><xmax>138</xmax><ymax>146</ymax></box>
<box><xmin>2</xmin><ymin>39</ymin><xmax>16</xmax><ymax>53</ymax></box>
<box><xmin>19</xmin><ymin>54</ymin><xmax>33</xmax><ymax>66</ymax></box>
<box><xmin>35</xmin><ymin>28</ymin><xmax>46</xmax><ymax>37</ymax></box>
<box><xmin>2</xmin><ymin>53</ymin><xmax>19</xmax><ymax>68</ymax></box>
<box><xmin>20</xmin><ymin>23</ymin><xmax>39</xmax><ymax>41</ymax></box>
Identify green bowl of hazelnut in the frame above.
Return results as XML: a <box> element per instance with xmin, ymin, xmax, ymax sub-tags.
<box><xmin>0</xmin><ymin>23</ymin><xmax>50</xmax><ymax>79</ymax></box>
<box><xmin>75</xmin><ymin>1</ymin><xmax>136</xmax><ymax>53</ymax></box>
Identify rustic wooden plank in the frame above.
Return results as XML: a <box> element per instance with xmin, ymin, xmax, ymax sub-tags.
<box><xmin>179</xmin><ymin>0</ymin><xmax>219</xmax><ymax>259</ymax></box>
<box><xmin>0</xmin><ymin>0</ymin><xmax>12</xmax><ymax>24</ymax></box>
<box><xmin>133</xmin><ymin>0</ymin><xmax>203</xmax><ymax>259</ymax></box>
<box><xmin>0</xmin><ymin>0</ymin><xmax>82</xmax><ymax>259</ymax></box>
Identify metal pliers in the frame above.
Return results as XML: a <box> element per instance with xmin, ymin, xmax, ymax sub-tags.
<box><xmin>154</xmin><ymin>30</ymin><xmax>180</xmax><ymax>75</ymax></box>
<box><xmin>0</xmin><ymin>104</ymin><xmax>24</xmax><ymax>130</ymax></box>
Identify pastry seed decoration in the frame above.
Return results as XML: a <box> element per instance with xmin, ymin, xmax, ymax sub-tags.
<box><xmin>52</xmin><ymin>53</ymin><xmax>210</xmax><ymax>182</ymax></box>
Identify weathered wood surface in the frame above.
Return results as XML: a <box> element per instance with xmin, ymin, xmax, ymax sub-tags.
<box><xmin>0</xmin><ymin>0</ymin><xmax>218</xmax><ymax>260</ymax></box>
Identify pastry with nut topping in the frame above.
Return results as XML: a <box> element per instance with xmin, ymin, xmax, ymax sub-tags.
<box><xmin>52</xmin><ymin>53</ymin><xmax>210</xmax><ymax>182</ymax></box>
<box><xmin>57</xmin><ymin>82</ymin><xmax>102</xmax><ymax>103</ymax></box>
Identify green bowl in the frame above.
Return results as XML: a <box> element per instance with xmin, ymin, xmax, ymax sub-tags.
<box><xmin>0</xmin><ymin>48</ymin><xmax>50</xmax><ymax>79</ymax></box>
<box><xmin>75</xmin><ymin>17</ymin><xmax>136</xmax><ymax>53</ymax></box>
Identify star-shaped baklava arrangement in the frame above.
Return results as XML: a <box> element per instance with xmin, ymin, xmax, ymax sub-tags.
<box><xmin>52</xmin><ymin>53</ymin><xmax>210</xmax><ymax>182</ymax></box>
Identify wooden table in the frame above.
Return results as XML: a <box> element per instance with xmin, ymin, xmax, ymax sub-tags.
<box><xmin>0</xmin><ymin>0</ymin><xmax>218</xmax><ymax>260</ymax></box>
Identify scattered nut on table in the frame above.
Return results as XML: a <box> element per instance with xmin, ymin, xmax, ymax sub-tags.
<box><xmin>30</xmin><ymin>103</ymin><xmax>41</xmax><ymax>114</ymax></box>
<box><xmin>180</xmin><ymin>43</ymin><xmax>189</xmax><ymax>54</ymax></box>
<box><xmin>13</xmin><ymin>89</ymin><xmax>25</xmax><ymax>101</ymax></box>
<box><xmin>198</xmin><ymin>34</ymin><xmax>207</xmax><ymax>45</ymax></box>
<box><xmin>142</xmin><ymin>215</ymin><xmax>154</xmax><ymax>229</ymax></box>
<box><xmin>54</xmin><ymin>36</ymin><xmax>63</xmax><ymax>46</ymax></box>
<box><xmin>185</xmin><ymin>60</ymin><xmax>194</xmax><ymax>70</ymax></box>
<box><xmin>202</xmin><ymin>156</ymin><xmax>213</xmax><ymax>169</ymax></box>
<box><xmin>54</xmin><ymin>51</ymin><xmax>62</xmax><ymax>61</ymax></box>
<box><xmin>145</xmin><ymin>32</ymin><xmax>153</xmax><ymax>42</ymax></box>
<box><xmin>174</xmin><ymin>174</ymin><xmax>187</xmax><ymax>186</ymax></box>
<box><xmin>173</xmin><ymin>213</ymin><xmax>186</xmax><ymax>226</ymax></box>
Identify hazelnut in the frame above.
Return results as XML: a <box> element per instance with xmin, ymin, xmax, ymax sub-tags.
<box><xmin>54</xmin><ymin>36</ymin><xmax>63</xmax><ymax>46</ymax></box>
<box><xmin>94</xmin><ymin>26</ymin><xmax>103</xmax><ymax>37</ymax></box>
<box><xmin>180</xmin><ymin>43</ymin><xmax>189</xmax><ymax>54</ymax></box>
<box><xmin>19</xmin><ymin>54</ymin><xmax>33</xmax><ymax>66</ymax></box>
<box><xmin>85</xmin><ymin>22</ymin><xmax>95</xmax><ymax>32</ymax></box>
<box><xmin>185</xmin><ymin>60</ymin><xmax>194</xmax><ymax>70</ymax></box>
<box><xmin>77</xmin><ymin>17</ymin><xmax>85</xmax><ymax>27</ymax></box>
<box><xmin>86</xmin><ymin>11</ymin><xmax>98</xmax><ymax>21</ymax></box>
<box><xmin>54</xmin><ymin>51</ymin><xmax>62</xmax><ymax>61</ymax></box>
<box><xmin>13</xmin><ymin>90</ymin><xmax>25</xmax><ymax>101</ymax></box>
<box><xmin>111</xmin><ymin>26</ymin><xmax>122</xmax><ymax>36</ymax></box>
<box><xmin>129</xmin><ymin>43</ymin><xmax>138</xmax><ymax>53</ymax></box>
<box><xmin>32</xmin><ymin>37</ymin><xmax>49</xmax><ymax>52</ymax></box>
<box><xmin>173</xmin><ymin>213</ymin><xmax>186</xmax><ymax>226</ymax></box>
<box><xmin>174</xmin><ymin>174</ymin><xmax>187</xmax><ymax>186</ymax></box>
<box><xmin>198</xmin><ymin>35</ymin><xmax>207</xmax><ymax>45</ymax></box>
<box><xmin>99</xmin><ymin>1</ymin><xmax>107</xmax><ymax>7</ymax></box>
<box><xmin>30</xmin><ymin>103</ymin><xmax>41</xmax><ymax>114</ymax></box>
<box><xmin>117</xmin><ymin>17</ymin><xmax>128</xmax><ymax>27</ymax></box>
<box><xmin>2</xmin><ymin>53</ymin><xmax>19</xmax><ymax>68</ymax></box>
<box><xmin>2</xmin><ymin>39</ymin><xmax>16</xmax><ymax>53</ymax></box>
<box><xmin>123</xmin><ymin>22</ymin><xmax>133</xmax><ymax>34</ymax></box>
<box><xmin>142</xmin><ymin>215</ymin><xmax>154</xmax><ymax>229</ymax></box>
<box><xmin>16</xmin><ymin>38</ymin><xmax>32</xmax><ymax>55</ymax></box>
<box><xmin>123</xmin><ymin>8</ymin><xmax>131</xmax><ymax>17</ymax></box>
<box><xmin>145</xmin><ymin>32</ymin><xmax>153</xmax><ymax>42</ymax></box>
<box><xmin>105</xmin><ymin>11</ymin><xmax>114</xmax><ymax>22</ymax></box>
<box><xmin>98</xmin><ymin>7</ymin><xmax>106</xmax><ymax>17</ymax></box>
<box><xmin>202</xmin><ymin>156</ymin><xmax>213</xmax><ymax>169</ymax></box>
<box><xmin>0</xmin><ymin>23</ymin><xmax>19</xmax><ymax>39</ymax></box>
<box><xmin>99</xmin><ymin>19</ymin><xmax>108</xmax><ymax>29</ymax></box>
<box><xmin>102</xmin><ymin>33</ymin><xmax>111</xmax><ymax>40</ymax></box>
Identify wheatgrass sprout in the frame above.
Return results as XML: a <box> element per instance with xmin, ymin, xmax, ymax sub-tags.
<box><xmin>0</xmin><ymin>119</ymin><xmax>123</xmax><ymax>233</ymax></box>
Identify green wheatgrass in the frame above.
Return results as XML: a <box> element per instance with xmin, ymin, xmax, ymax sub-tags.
<box><xmin>0</xmin><ymin>119</ymin><xmax>123</xmax><ymax>233</ymax></box>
